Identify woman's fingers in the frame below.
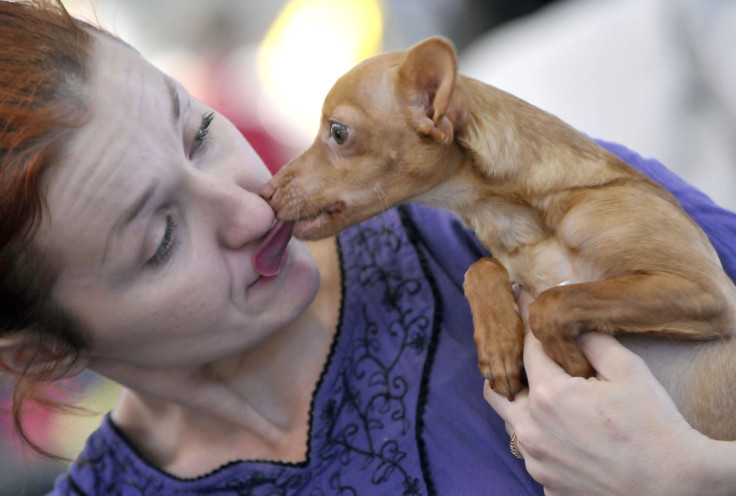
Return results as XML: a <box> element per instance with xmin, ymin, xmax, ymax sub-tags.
<box><xmin>522</xmin><ymin>330</ymin><xmax>570</xmax><ymax>386</ymax></box>
<box><xmin>578</xmin><ymin>332</ymin><xmax>647</xmax><ymax>381</ymax></box>
<box><xmin>483</xmin><ymin>380</ymin><xmax>530</xmax><ymax>459</ymax></box>
<box><xmin>514</xmin><ymin>288</ymin><xmax>571</xmax><ymax>386</ymax></box>
<box><xmin>484</xmin><ymin>379</ymin><xmax>527</xmax><ymax>411</ymax></box>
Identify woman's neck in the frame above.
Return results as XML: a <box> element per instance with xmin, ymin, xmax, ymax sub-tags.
<box><xmin>101</xmin><ymin>237</ymin><xmax>342</xmax><ymax>477</ymax></box>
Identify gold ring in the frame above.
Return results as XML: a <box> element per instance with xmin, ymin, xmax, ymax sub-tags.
<box><xmin>510</xmin><ymin>433</ymin><xmax>524</xmax><ymax>459</ymax></box>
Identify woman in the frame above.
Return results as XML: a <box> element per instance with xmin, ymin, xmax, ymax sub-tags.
<box><xmin>0</xmin><ymin>1</ymin><xmax>734</xmax><ymax>494</ymax></box>
<box><xmin>1</xmin><ymin>2</ymin><xmax>538</xmax><ymax>493</ymax></box>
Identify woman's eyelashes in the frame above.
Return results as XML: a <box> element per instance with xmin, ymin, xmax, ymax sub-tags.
<box><xmin>147</xmin><ymin>215</ymin><xmax>179</xmax><ymax>267</ymax></box>
<box><xmin>189</xmin><ymin>111</ymin><xmax>215</xmax><ymax>158</ymax></box>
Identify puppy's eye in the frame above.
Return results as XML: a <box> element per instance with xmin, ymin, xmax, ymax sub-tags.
<box><xmin>330</xmin><ymin>123</ymin><xmax>349</xmax><ymax>145</ymax></box>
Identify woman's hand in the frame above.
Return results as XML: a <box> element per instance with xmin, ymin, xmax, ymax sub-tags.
<box><xmin>484</xmin><ymin>291</ymin><xmax>730</xmax><ymax>496</ymax></box>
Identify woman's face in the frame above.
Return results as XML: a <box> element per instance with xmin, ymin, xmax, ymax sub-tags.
<box><xmin>35</xmin><ymin>33</ymin><xmax>320</xmax><ymax>370</ymax></box>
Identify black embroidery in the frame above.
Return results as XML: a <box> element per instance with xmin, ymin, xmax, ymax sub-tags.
<box><xmin>309</xmin><ymin>220</ymin><xmax>432</xmax><ymax>494</ymax></box>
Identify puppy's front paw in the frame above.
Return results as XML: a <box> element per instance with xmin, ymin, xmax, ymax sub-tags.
<box><xmin>476</xmin><ymin>333</ymin><xmax>525</xmax><ymax>400</ymax></box>
<box><xmin>464</xmin><ymin>258</ymin><xmax>526</xmax><ymax>400</ymax></box>
<box><xmin>533</xmin><ymin>330</ymin><xmax>594</xmax><ymax>378</ymax></box>
<box><xmin>529</xmin><ymin>291</ymin><xmax>594</xmax><ymax>378</ymax></box>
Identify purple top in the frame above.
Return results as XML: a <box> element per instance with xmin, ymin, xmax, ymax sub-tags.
<box><xmin>50</xmin><ymin>142</ymin><xmax>736</xmax><ymax>495</ymax></box>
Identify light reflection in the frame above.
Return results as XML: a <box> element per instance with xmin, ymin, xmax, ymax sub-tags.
<box><xmin>257</xmin><ymin>0</ymin><xmax>384</xmax><ymax>139</ymax></box>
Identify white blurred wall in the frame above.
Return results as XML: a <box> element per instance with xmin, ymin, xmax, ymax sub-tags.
<box><xmin>461</xmin><ymin>0</ymin><xmax>736</xmax><ymax>210</ymax></box>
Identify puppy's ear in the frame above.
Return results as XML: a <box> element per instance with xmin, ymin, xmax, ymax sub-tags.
<box><xmin>397</xmin><ymin>36</ymin><xmax>462</xmax><ymax>144</ymax></box>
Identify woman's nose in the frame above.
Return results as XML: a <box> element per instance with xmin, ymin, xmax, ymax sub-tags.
<box><xmin>189</xmin><ymin>172</ymin><xmax>274</xmax><ymax>249</ymax></box>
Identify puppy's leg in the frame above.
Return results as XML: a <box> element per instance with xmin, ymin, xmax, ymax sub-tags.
<box><xmin>530</xmin><ymin>271</ymin><xmax>733</xmax><ymax>377</ymax></box>
<box><xmin>464</xmin><ymin>258</ymin><xmax>524</xmax><ymax>399</ymax></box>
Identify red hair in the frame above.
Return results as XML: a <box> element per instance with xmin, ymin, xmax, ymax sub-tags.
<box><xmin>1</xmin><ymin>0</ymin><xmax>94</xmax><ymax>457</ymax></box>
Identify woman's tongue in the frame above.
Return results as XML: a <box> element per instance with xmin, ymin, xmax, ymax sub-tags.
<box><xmin>253</xmin><ymin>221</ymin><xmax>294</xmax><ymax>277</ymax></box>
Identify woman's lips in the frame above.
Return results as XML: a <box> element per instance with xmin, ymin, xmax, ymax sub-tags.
<box><xmin>253</xmin><ymin>220</ymin><xmax>294</xmax><ymax>277</ymax></box>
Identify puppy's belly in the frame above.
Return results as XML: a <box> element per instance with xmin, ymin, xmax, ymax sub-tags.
<box><xmin>619</xmin><ymin>334</ymin><xmax>736</xmax><ymax>439</ymax></box>
<box><xmin>619</xmin><ymin>335</ymin><xmax>700</xmax><ymax>385</ymax></box>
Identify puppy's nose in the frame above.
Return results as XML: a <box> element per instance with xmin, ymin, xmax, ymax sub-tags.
<box><xmin>258</xmin><ymin>181</ymin><xmax>276</xmax><ymax>202</ymax></box>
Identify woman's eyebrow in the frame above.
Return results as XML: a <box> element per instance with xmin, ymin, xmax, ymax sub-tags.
<box><xmin>121</xmin><ymin>182</ymin><xmax>157</xmax><ymax>228</ymax></box>
<box><xmin>102</xmin><ymin>181</ymin><xmax>158</xmax><ymax>265</ymax></box>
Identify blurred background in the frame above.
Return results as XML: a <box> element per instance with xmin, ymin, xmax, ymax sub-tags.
<box><xmin>2</xmin><ymin>0</ymin><xmax>734</xmax><ymax>493</ymax></box>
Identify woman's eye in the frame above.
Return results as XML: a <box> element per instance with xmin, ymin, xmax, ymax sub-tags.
<box><xmin>190</xmin><ymin>111</ymin><xmax>215</xmax><ymax>157</ymax></box>
<box><xmin>330</xmin><ymin>123</ymin><xmax>349</xmax><ymax>145</ymax></box>
<box><xmin>147</xmin><ymin>215</ymin><xmax>178</xmax><ymax>267</ymax></box>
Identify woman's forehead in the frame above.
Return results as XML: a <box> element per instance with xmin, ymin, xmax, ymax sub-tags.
<box><xmin>87</xmin><ymin>31</ymin><xmax>171</xmax><ymax>108</ymax></box>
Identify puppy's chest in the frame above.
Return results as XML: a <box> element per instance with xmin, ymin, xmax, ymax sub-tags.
<box><xmin>500</xmin><ymin>242</ymin><xmax>600</xmax><ymax>296</ymax></box>
<box><xmin>462</xmin><ymin>204</ymin><xmax>600</xmax><ymax>296</ymax></box>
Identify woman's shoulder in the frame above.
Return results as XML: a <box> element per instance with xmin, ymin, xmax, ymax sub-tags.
<box><xmin>48</xmin><ymin>414</ymin><xmax>174</xmax><ymax>494</ymax></box>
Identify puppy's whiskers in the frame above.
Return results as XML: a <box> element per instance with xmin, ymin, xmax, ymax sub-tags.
<box><xmin>374</xmin><ymin>183</ymin><xmax>391</xmax><ymax>213</ymax></box>
<box><xmin>299</xmin><ymin>184</ymin><xmax>320</xmax><ymax>220</ymax></box>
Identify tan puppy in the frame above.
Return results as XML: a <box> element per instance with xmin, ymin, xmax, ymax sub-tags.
<box><xmin>260</xmin><ymin>37</ymin><xmax>736</xmax><ymax>440</ymax></box>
